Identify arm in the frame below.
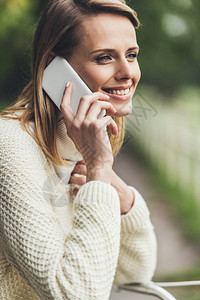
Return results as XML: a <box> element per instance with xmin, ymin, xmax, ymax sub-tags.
<box><xmin>70</xmin><ymin>163</ymin><xmax>157</xmax><ymax>284</ymax></box>
<box><xmin>114</xmin><ymin>186</ymin><xmax>157</xmax><ymax>285</ymax></box>
<box><xmin>61</xmin><ymin>83</ymin><xmax>157</xmax><ymax>286</ymax></box>
<box><xmin>104</xmin><ymin>171</ymin><xmax>157</xmax><ymax>284</ymax></box>
<box><xmin>0</xmin><ymin>125</ymin><xmax>120</xmax><ymax>299</ymax></box>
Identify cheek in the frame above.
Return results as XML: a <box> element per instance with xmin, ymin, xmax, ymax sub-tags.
<box><xmin>80</xmin><ymin>66</ymin><xmax>113</xmax><ymax>91</ymax></box>
<box><xmin>68</xmin><ymin>62</ymin><xmax>101</xmax><ymax>91</ymax></box>
<box><xmin>136</xmin><ymin>63</ymin><xmax>141</xmax><ymax>83</ymax></box>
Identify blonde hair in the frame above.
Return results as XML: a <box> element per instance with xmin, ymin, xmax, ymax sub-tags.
<box><xmin>1</xmin><ymin>0</ymin><xmax>139</xmax><ymax>165</ymax></box>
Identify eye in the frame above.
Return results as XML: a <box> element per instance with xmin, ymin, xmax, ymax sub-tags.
<box><xmin>96</xmin><ymin>54</ymin><xmax>112</xmax><ymax>63</ymax></box>
<box><xmin>126</xmin><ymin>52</ymin><xmax>138</xmax><ymax>61</ymax></box>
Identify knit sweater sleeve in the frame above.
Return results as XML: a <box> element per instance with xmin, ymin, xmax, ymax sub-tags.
<box><xmin>114</xmin><ymin>186</ymin><xmax>157</xmax><ymax>285</ymax></box>
<box><xmin>0</xmin><ymin>119</ymin><xmax>121</xmax><ymax>300</ymax></box>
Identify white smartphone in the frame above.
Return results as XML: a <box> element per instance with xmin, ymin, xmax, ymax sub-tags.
<box><xmin>42</xmin><ymin>56</ymin><xmax>105</xmax><ymax>118</ymax></box>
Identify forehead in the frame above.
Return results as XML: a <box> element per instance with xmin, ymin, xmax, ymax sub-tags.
<box><xmin>80</xmin><ymin>13</ymin><xmax>137</xmax><ymax>50</ymax></box>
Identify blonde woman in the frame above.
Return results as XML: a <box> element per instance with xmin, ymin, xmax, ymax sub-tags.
<box><xmin>0</xmin><ymin>0</ymin><xmax>157</xmax><ymax>299</ymax></box>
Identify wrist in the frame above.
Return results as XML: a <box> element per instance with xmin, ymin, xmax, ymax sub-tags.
<box><xmin>121</xmin><ymin>189</ymin><xmax>135</xmax><ymax>215</ymax></box>
<box><xmin>87</xmin><ymin>165</ymin><xmax>112</xmax><ymax>184</ymax></box>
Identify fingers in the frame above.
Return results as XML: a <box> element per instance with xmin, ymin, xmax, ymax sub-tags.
<box><xmin>86</xmin><ymin>100</ymin><xmax>116</xmax><ymax>121</ymax></box>
<box><xmin>69</xmin><ymin>175</ymin><xmax>86</xmax><ymax>186</ymax></box>
<box><xmin>74</xmin><ymin>92</ymin><xmax>111</xmax><ymax>123</ymax></box>
<box><xmin>60</xmin><ymin>82</ymin><xmax>74</xmax><ymax>125</ymax></box>
<box><xmin>60</xmin><ymin>84</ymin><xmax>116</xmax><ymax>130</ymax></box>
<box><xmin>69</xmin><ymin>160</ymin><xmax>87</xmax><ymax>185</ymax></box>
<box><xmin>60</xmin><ymin>83</ymin><xmax>117</xmax><ymax>170</ymax></box>
<box><xmin>76</xmin><ymin>159</ymin><xmax>85</xmax><ymax>165</ymax></box>
<box><xmin>96</xmin><ymin>116</ymin><xmax>118</xmax><ymax>136</ymax></box>
<box><xmin>71</xmin><ymin>161</ymin><xmax>87</xmax><ymax>176</ymax></box>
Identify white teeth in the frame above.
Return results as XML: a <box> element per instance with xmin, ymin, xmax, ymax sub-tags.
<box><xmin>113</xmin><ymin>88</ymin><xmax>129</xmax><ymax>95</ymax></box>
<box><xmin>125</xmin><ymin>89</ymin><xmax>129</xmax><ymax>94</ymax></box>
<box><xmin>105</xmin><ymin>88</ymin><xmax>130</xmax><ymax>95</ymax></box>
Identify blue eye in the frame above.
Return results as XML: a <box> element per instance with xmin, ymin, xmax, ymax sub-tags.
<box><xmin>96</xmin><ymin>55</ymin><xmax>112</xmax><ymax>62</ymax></box>
<box><xmin>127</xmin><ymin>52</ymin><xmax>138</xmax><ymax>60</ymax></box>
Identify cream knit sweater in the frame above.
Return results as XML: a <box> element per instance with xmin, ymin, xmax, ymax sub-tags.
<box><xmin>0</xmin><ymin>116</ymin><xmax>157</xmax><ymax>300</ymax></box>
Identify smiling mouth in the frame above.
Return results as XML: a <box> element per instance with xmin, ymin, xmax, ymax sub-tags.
<box><xmin>103</xmin><ymin>88</ymin><xmax>130</xmax><ymax>96</ymax></box>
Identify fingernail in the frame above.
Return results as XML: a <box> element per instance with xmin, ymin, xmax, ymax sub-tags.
<box><xmin>66</xmin><ymin>81</ymin><xmax>70</xmax><ymax>88</ymax></box>
<box><xmin>114</xmin><ymin>129</ymin><xmax>118</xmax><ymax>136</ymax></box>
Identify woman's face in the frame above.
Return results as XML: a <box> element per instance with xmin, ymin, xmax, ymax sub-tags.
<box><xmin>68</xmin><ymin>13</ymin><xmax>141</xmax><ymax>117</ymax></box>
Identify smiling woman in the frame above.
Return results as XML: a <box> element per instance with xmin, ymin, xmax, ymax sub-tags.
<box><xmin>68</xmin><ymin>13</ymin><xmax>141</xmax><ymax>117</ymax></box>
<box><xmin>0</xmin><ymin>1</ymin><xmax>157</xmax><ymax>299</ymax></box>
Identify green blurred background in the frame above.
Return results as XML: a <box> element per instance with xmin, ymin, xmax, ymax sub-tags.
<box><xmin>0</xmin><ymin>0</ymin><xmax>200</xmax><ymax>296</ymax></box>
<box><xmin>1</xmin><ymin>0</ymin><xmax>200</xmax><ymax>102</ymax></box>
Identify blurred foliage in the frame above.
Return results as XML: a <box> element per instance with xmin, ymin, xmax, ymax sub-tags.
<box><xmin>128</xmin><ymin>128</ymin><xmax>200</xmax><ymax>245</ymax></box>
<box><xmin>129</xmin><ymin>0</ymin><xmax>200</xmax><ymax>95</ymax></box>
<box><xmin>0</xmin><ymin>0</ymin><xmax>200</xmax><ymax>102</ymax></box>
<box><xmin>128</xmin><ymin>85</ymin><xmax>200</xmax><ymax>244</ymax></box>
<box><xmin>0</xmin><ymin>0</ymin><xmax>46</xmax><ymax>101</ymax></box>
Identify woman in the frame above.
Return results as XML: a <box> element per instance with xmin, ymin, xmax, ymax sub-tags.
<box><xmin>0</xmin><ymin>0</ymin><xmax>157</xmax><ymax>299</ymax></box>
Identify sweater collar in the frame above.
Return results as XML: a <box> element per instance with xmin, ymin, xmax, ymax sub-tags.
<box><xmin>28</xmin><ymin>111</ymin><xmax>82</xmax><ymax>164</ymax></box>
<box><xmin>56</xmin><ymin>112</ymin><xmax>83</xmax><ymax>162</ymax></box>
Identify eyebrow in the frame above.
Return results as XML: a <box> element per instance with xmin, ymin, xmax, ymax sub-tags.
<box><xmin>89</xmin><ymin>47</ymin><xmax>139</xmax><ymax>55</ymax></box>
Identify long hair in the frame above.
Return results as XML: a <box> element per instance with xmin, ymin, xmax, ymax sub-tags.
<box><xmin>1</xmin><ymin>0</ymin><xmax>140</xmax><ymax>166</ymax></box>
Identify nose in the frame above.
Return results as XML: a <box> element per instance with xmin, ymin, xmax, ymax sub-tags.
<box><xmin>114</xmin><ymin>58</ymin><xmax>137</xmax><ymax>82</ymax></box>
<box><xmin>115</xmin><ymin>57</ymin><xmax>141</xmax><ymax>84</ymax></box>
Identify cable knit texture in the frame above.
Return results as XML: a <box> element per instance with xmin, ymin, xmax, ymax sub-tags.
<box><xmin>0</xmin><ymin>117</ymin><xmax>157</xmax><ymax>300</ymax></box>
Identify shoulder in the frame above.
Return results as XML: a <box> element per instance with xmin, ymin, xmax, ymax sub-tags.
<box><xmin>0</xmin><ymin>117</ymin><xmax>48</xmax><ymax>171</ymax></box>
<box><xmin>1</xmin><ymin>116</ymin><xmax>33</xmax><ymax>144</ymax></box>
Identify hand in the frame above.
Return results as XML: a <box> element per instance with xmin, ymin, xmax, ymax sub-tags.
<box><xmin>60</xmin><ymin>82</ymin><xmax>118</xmax><ymax>184</ymax></box>
<box><xmin>111</xmin><ymin>170</ymin><xmax>135</xmax><ymax>215</ymax></box>
<box><xmin>69</xmin><ymin>161</ymin><xmax>135</xmax><ymax>214</ymax></box>
<box><xmin>69</xmin><ymin>160</ymin><xmax>87</xmax><ymax>196</ymax></box>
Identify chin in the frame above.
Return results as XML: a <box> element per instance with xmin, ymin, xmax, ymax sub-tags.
<box><xmin>114</xmin><ymin>111</ymin><xmax>131</xmax><ymax>117</ymax></box>
<box><xmin>113</xmin><ymin>102</ymin><xmax>133</xmax><ymax>117</ymax></box>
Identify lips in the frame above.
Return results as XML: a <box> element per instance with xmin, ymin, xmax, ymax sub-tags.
<box><xmin>102</xmin><ymin>85</ymin><xmax>133</xmax><ymax>101</ymax></box>
<box><xmin>103</xmin><ymin>88</ymin><xmax>130</xmax><ymax>96</ymax></box>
